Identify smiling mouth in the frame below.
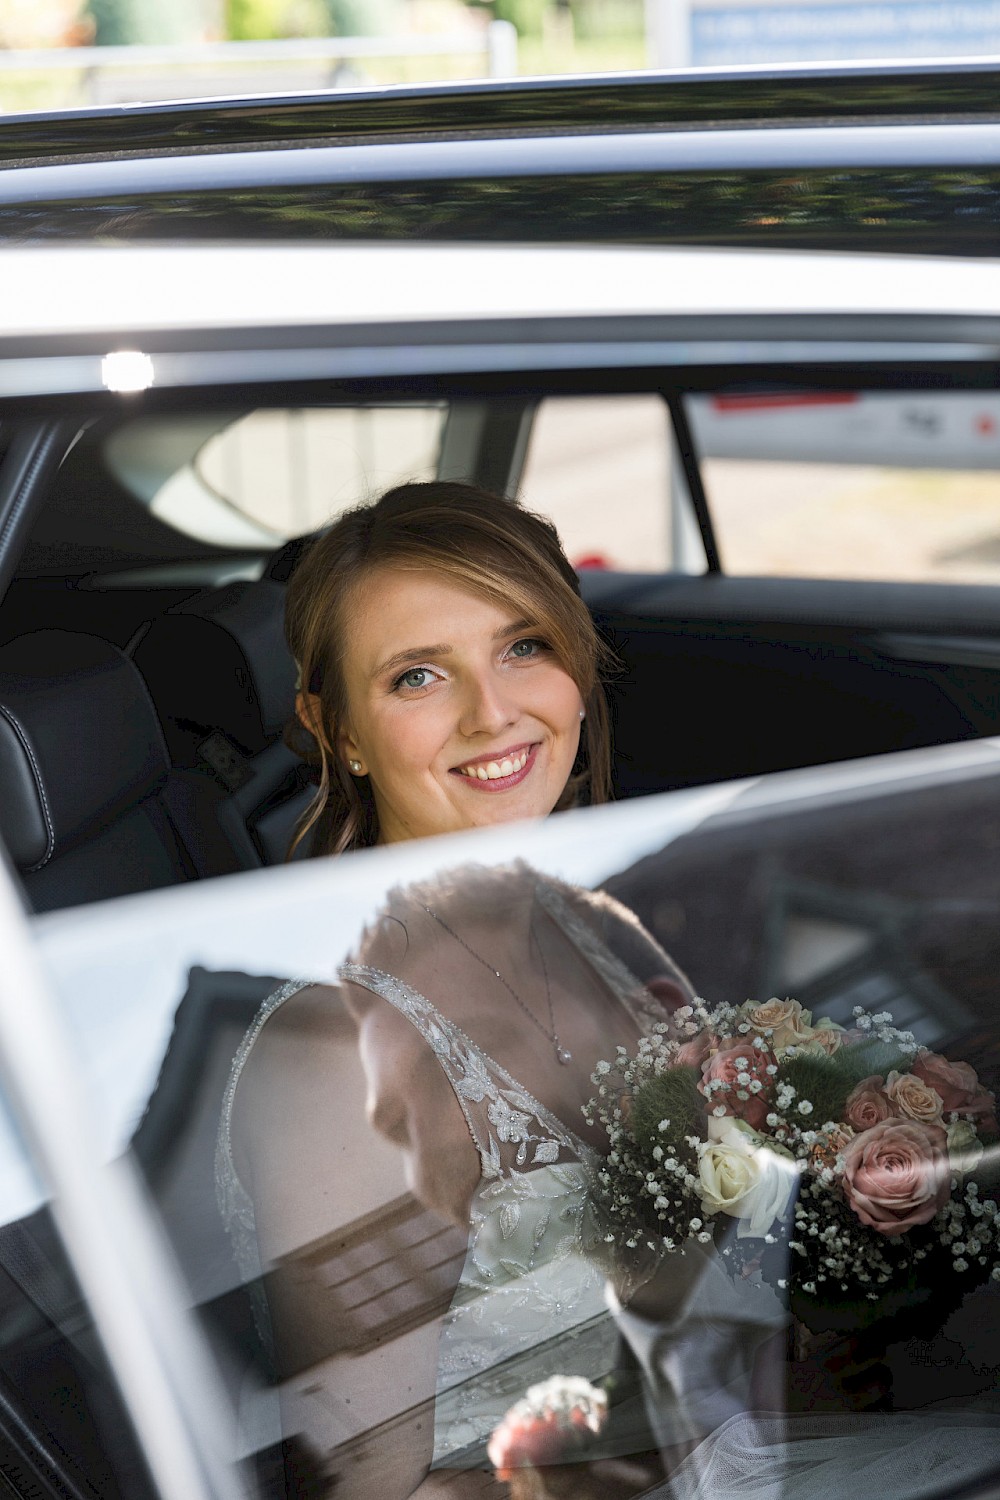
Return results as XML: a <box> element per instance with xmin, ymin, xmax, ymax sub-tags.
<box><xmin>450</xmin><ymin>743</ymin><xmax>538</xmax><ymax>789</ymax></box>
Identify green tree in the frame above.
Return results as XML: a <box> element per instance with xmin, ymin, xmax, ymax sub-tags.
<box><xmin>86</xmin><ymin>0</ymin><xmax>207</xmax><ymax>43</ymax></box>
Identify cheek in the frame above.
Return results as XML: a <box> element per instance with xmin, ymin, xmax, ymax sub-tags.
<box><xmin>533</xmin><ymin>664</ymin><xmax>585</xmax><ymax>738</ymax></box>
<box><xmin>365</xmin><ymin>702</ymin><xmax>449</xmax><ymax>779</ymax></box>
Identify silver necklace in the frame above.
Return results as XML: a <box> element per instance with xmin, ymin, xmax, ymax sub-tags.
<box><xmin>421</xmin><ymin>904</ymin><xmax>572</xmax><ymax>1066</ymax></box>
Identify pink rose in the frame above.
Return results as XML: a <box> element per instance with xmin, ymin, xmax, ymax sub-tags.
<box><xmin>843</xmin><ymin>1075</ymin><xmax>899</xmax><ymax>1132</ymax></box>
<box><xmin>884</xmin><ymin>1069</ymin><xmax>944</xmax><ymax>1125</ymax></box>
<box><xmin>699</xmin><ymin>1035</ymin><xmax>775</xmax><ymax>1131</ymax></box>
<box><xmin>912</xmin><ymin>1051</ymin><xmax>997</xmax><ymax>1131</ymax></box>
<box><xmin>796</xmin><ymin>1023</ymin><xmax>845</xmax><ymax>1059</ymax></box>
<box><xmin>674</xmin><ymin>1032</ymin><xmax>714</xmax><ymax>1070</ymax></box>
<box><xmin>962</xmin><ymin>1088</ymin><xmax>998</xmax><ymax>1136</ymax></box>
<box><xmin>841</xmin><ymin>1118</ymin><xmax>951</xmax><ymax>1236</ymax></box>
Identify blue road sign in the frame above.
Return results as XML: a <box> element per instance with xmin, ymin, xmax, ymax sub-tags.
<box><xmin>690</xmin><ymin>0</ymin><xmax>1000</xmax><ymax>65</ymax></box>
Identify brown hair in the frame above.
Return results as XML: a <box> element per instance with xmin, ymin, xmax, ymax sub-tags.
<box><xmin>284</xmin><ymin>480</ymin><xmax>615</xmax><ymax>857</ymax></box>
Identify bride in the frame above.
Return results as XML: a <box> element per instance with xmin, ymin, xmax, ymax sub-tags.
<box><xmin>217</xmin><ymin>480</ymin><xmax>700</xmax><ymax>1494</ymax></box>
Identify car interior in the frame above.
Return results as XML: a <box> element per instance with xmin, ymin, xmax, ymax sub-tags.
<box><xmin>1</xmin><ymin>367</ymin><xmax>1000</xmax><ymax>1496</ymax></box>
<box><xmin>2</xmin><ymin>373</ymin><xmax>999</xmax><ymax>914</ymax></box>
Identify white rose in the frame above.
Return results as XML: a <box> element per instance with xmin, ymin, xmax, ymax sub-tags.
<box><xmin>946</xmin><ymin>1119</ymin><xmax>984</xmax><ymax>1177</ymax></box>
<box><xmin>698</xmin><ymin>1116</ymin><xmax>799</xmax><ymax>1237</ymax></box>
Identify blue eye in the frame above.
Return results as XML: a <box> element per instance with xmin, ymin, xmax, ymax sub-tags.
<box><xmin>394</xmin><ymin>666</ymin><xmax>435</xmax><ymax>692</ymax></box>
<box><xmin>508</xmin><ymin>637</ymin><xmax>547</xmax><ymax>659</ymax></box>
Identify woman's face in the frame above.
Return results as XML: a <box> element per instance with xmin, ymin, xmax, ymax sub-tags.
<box><xmin>336</xmin><ymin>566</ymin><xmax>585</xmax><ymax>845</ymax></box>
<box><xmin>344</xmin><ymin>977</ymin><xmax>481</xmax><ymax>1224</ymax></box>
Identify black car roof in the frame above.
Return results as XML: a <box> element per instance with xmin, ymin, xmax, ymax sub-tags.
<box><xmin>2</xmin><ymin>57</ymin><xmax>1000</xmax><ymax>168</ymax></box>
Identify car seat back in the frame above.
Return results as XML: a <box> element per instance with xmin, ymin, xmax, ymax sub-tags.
<box><xmin>0</xmin><ymin>630</ymin><xmax>239</xmax><ymax>911</ymax></box>
<box><xmin>133</xmin><ymin>580</ymin><xmax>315</xmax><ymax>868</ymax></box>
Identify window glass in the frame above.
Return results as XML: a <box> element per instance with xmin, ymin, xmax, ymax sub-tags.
<box><xmin>519</xmin><ymin>395</ymin><xmax>686</xmax><ymax>572</ymax></box>
<box><xmin>690</xmin><ymin>389</ymin><xmax>1000</xmax><ymax>583</ymax></box>
<box><xmin>105</xmin><ymin>404</ymin><xmax>446</xmax><ymax>548</ymax></box>
<box><xmin>29</xmin><ymin>767</ymin><xmax>1000</xmax><ymax>1500</ymax></box>
<box><xmin>195</xmin><ymin>406</ymin><xmax>445</xmax><ymax>538</ymax></box>
<box><xmin>0</xmin><ymin>1052</ymin><xmax>156</xmax><ymax>1497</ymax></box>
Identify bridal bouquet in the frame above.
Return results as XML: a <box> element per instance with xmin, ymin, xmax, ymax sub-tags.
<box><xmin>488</xmin><ymin>1376</ymin><xmax>608</xmax><ymax>1499</ymax></box>
<box><xmin>584</xmin><ymin>998</ymin><xmax>1000</xmax><ymax>1323</ymax></box>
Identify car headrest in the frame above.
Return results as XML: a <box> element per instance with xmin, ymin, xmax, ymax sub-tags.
<box><xmin>0</xmin><ymin>630</ymin><xmax>170</xmax><ymax>872</ymax></box>
<box><xmin>132</xmin><ymin>579</ymin><xmax>297</xmax><ymax>759</ymax></box>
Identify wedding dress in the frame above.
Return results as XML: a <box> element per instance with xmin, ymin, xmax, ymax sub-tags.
<box><xmin>215</xmin><ymin>874</ymin><xmax>783</xmax><ymax>1473</ymax></box>
<box><xmin>652</xmin><ymin>1410</ymin><xmax>1000</xmax><ymax>1500</ymax></box>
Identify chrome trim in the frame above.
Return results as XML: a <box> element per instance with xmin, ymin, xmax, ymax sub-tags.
<box><xmin>0</xmin><ymin>341</ymin><xmax>994</xmax><ymax>397</ymax></box>
<box><xmin>1</xmin><ymin>120</ymin><xmax>1000</xmax><ymax>203</ymax></box>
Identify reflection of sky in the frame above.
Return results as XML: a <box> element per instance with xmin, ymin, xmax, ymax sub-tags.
<box><xmin>0</xmin><ymin>1095</ymin><xmax>45</xmax><ymax>1225</ymax></box>
<box><xmin>21</xmin><ymin>737</ymin><xmax>1000</xmax><ymax>1231</ymax></box>
<box><xmin>29</xmin><ymin>782</ymin><xmax>746</xmax><ymax>1194</ymax></box>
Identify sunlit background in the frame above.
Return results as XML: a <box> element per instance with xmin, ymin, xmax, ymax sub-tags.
<box><xmin>5</xmin><ymin>0</ymin><xmax>1000</xmax><ymax>111</ymax></box>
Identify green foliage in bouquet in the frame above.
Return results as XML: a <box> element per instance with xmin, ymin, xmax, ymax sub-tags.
<box><xmin>629</xmin><ymin>1066</ymin><xmax>702</xmax><ymax>1154</ymax></box>
<box><xmin>778</xmin><ymin>1039</ymin><xmax>910</xmax><ymax>1126</ymax></box>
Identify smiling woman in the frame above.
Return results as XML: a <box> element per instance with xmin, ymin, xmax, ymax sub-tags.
<box><xmin>284</xmin><ymin>480</ymin><xmax>614</xmax><ymax>854</ymax></box>
<box><xmin>216</xmin><ymin>483</ymin><xmax>632</xmax><ymax>1498</ymax></box>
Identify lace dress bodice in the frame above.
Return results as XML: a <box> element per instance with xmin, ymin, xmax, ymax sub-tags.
<box><xmin>216</xmin><ymin>880</ymin><xmax>669</xmax><ymax>1464</ymax></box>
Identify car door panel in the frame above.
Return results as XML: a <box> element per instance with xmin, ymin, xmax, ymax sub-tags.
<box><xmin>584</xmin><ymin>574</ymin><xmax>1000</xmax><ymax>797</ymax></box>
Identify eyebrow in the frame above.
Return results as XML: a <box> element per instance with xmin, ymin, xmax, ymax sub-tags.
<box><xmin>372</xmin><ymin>618</ymin><xmax>536</xmax><ymax>680</ymax></box>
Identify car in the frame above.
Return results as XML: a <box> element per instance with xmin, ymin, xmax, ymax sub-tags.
<box><xmin>0</xmin><ymin>56</ymin><xmax>998</xmax><ymax>1500</ymax></box>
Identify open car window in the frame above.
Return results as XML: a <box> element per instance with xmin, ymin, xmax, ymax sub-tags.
<box><xmin>688</xmin><ymin>388</ymin><xmax>1000</xmax><ymax>584</ymax></box>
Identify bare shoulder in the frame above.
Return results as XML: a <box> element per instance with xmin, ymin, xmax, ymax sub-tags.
<box><xmin>230</xmin><ymin>981</ymin><xmax>349</xmax><ymax>1177</ymax></box>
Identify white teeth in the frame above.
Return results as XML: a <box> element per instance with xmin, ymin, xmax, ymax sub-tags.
<box><xmin>459</xmin><ymin>750</ymin><xmax>529</xmax><ymax>779</ymax></box>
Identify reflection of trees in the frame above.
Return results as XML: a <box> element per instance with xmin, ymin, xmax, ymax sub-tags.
<box><xmin>2</xmin><ymin>168</ymin><xmax>998</xmax><ymax>253</ymax></box>
<box><xmin>6</xmin><ymin>70</ymin><xmax>1000</xmax><ymax>164</ymax></box>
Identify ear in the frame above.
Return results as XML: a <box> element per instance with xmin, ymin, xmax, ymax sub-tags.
<box><xmin>337</xmin><ymin>722</ymin><xmax>365</xmax><ymax>775</ymax></box>
<box><xmin>646</xmin><ymin>975</ymin><xmax>695</xmax><ymax>1016</ymax></box>
<box><xmin>295</xmin><ymin>691</ymin><xmax>325</xmax><ymax>744</ymax></box>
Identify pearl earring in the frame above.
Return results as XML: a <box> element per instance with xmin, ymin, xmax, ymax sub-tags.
<box><xmin>579</xmin><ymin>709</ymin><xmax>585</xmax><ymax>721</ymax></box>
<box><xmin>348</xmin><ymin>759</ymin><xmax>363</xmax><ymax>774</ymax></box>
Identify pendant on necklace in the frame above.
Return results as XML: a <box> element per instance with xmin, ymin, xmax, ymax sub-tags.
<box><xmin>556</xmin><ymin>1046</ymin><xmax>572</xmax><ymax>1065</ymax></box>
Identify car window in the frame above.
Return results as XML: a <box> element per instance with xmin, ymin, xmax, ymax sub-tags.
<box><xmin>0</xmin><ymin>1050</ymin><xmax>159</xmax><ymax>1498</ymax></box>
<box><xmin>26</xmin><ymin>763</ymin><xmax>1000</xmax><ymax>1500</ymax></box>
<box><xmin>689</xmin><ymin>388</ymin><xmax>1000</xmax><ymax>583</ymax></box>
<box><xmin>105</xmin><ymin>404</ymin><xmax>447</xmax><ymax>547</ymax></box>
<box><xmin>519</xmin><ymin>394</ymin><xmax>700</xmax><ymax>573</ymax></box>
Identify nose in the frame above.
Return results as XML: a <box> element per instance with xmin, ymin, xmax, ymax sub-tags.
<box><xmin>457</xmin><ymin>666</ymin><xmax>518</xmax><ymax>740</ymax></box>
<box><xmin>358</xmin><ymin>1022</ymin><xmax>409</xmax><ymax>1145</ymax></box>
<box><xmin>367</xmin><ymin>1083</ymin><xmax>408</xmax><ymax>1145</ymax></box>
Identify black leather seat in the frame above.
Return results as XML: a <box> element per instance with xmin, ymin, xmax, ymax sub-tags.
<box><xmin>0</xmin><ymin>630</ymin><xmax>239</xmax><ymax>911</ymax></box>
<box><xmin>132</xmin><ymin>579</ymin><xmax>315</xmax><ymax>868</ymax></box>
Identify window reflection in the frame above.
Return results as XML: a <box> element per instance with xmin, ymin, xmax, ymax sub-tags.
<box><xmin>126</xmin><ymin>768</ymin><xmax>1000</xmax><ymax>1500</ymax></box>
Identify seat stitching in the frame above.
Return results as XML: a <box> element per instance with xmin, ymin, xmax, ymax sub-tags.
<box><xmin>0</xmin><ymin>704</ymin><xmax>54</xmax><ymax>871</ymax></box>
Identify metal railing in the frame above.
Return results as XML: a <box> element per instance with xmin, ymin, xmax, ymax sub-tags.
<box><xmin>0</xmin><ymin>21</ymin><xmax>519</xmax><ymax>110</ymax></box>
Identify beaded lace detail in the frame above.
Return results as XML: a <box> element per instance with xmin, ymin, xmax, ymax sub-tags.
<box><xmin>215</xmin><ymin>977</ymin><xmax>312</xmax><ymax>1344</ymax></box>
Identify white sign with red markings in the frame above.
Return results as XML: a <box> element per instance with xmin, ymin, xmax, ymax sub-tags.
<box><xmin>687</xmin><ymin>390</ymin><xmax>1000</xmax><ymax>470</ymax></box>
